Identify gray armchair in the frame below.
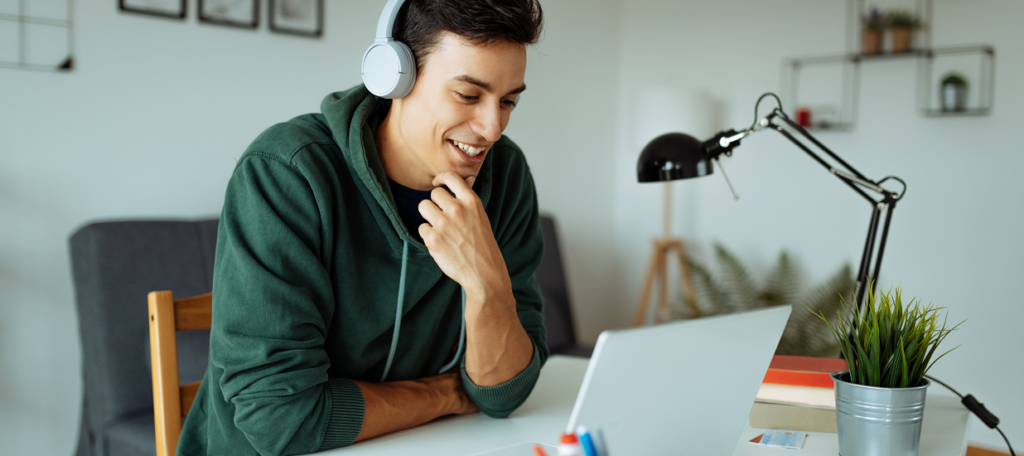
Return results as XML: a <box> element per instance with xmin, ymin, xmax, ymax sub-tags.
<box><xmin>69</xmin><ymin>215</ymin><xmax>587</xmax><ymax>456</ymax></box>
<box><xmin>71</xmin><ymin>220</ymin><xmax>218</xmax><ymax>456</ymax></box>
<box><xmin>537</xmin><ymin>216</ymin><xmax>593</xmax><ymax>358</ymax></box>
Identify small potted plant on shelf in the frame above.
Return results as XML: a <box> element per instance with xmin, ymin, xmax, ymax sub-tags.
<box><xmin>941</xmin><ymin>72</ymin><xmax>969</xmax><ymax>112</ymax></box>
<box><xmin>862</xmin><ymin>8</ymin><xmax>886</xmax><ymax>55</ymax></box>
<box><xmin>887</xmin><ymin>9</ymin><xmax>924</xmax><ymax>53</ymax></box>
<box><xmin>818</xmin><ymin>286</ymin><xmax>962</xmax><ymax>456</ymax></box>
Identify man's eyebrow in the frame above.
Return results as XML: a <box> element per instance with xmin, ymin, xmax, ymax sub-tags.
<box><xmin>452</xmin><ymin>75</ymin><xmax>527</xmax><ymax>97</ymax></box>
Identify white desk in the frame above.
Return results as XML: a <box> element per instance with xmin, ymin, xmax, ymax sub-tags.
<box><xmin>733</xmin><ymin>394</ymin><xmax>971</xmax><ymax>456</ymax></box>
<box><xmin>317</xmin><ymin>355</ymin><xmax>970</xmax><ymax>455</ymax></box>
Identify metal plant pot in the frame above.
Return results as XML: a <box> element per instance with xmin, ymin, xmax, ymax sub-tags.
<box><xmin>832</xmin><ymin>371</ymin><xmax>930</xmax><ymax>456</ymax></box>
<box><xmin>941</xmin><ymin>84</ymin><xmax>968</xmax><ymax>112</ymax></box>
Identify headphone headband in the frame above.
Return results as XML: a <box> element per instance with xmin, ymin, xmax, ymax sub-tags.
<box><xmin>362</xmin><ymin>0</ymin><xmax>521</xmax><ymax>107</ymax></box>
<box><xmin>376</xmin><ymin>0</ymin><xmax>406</xmax><ymax>40</ymax></box>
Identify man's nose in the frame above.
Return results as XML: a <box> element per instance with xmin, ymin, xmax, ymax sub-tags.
<box><xmin>472</xmin><ymin>104</ymin><xmax>503</xmax><ymax>143</ymax></box>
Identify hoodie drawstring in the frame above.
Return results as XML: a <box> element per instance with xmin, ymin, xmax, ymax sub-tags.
<box><xmin>380</xmin><ymin>241</ymin><xmax>409</xmax><ymax>382</ymax></box>
<box><xmin>380</xmin><ymin>240</ymin><xmax>467</xmax><ymax>382</ymax></box>
<box><xmin>438</xmin><ymin>289</ymin><xmax>467</xmax><ymax>374</ymax></box>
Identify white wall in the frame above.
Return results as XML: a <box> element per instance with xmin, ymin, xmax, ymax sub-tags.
<box><xmin>0</xmin><ymin>1</ymin><xmax>621</xmax><ymax>454</ymax></box>
<box><xmin>3</xmin><ymin>0</ymin><xmax>1021</xmax><ymax>453</ymax></box>
<box><xmin>612</xmin><ymin>0</ymin><xmax>1023</xmax><ymax>450</ymax></box>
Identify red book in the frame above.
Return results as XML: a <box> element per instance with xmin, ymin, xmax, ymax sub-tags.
<box><xmin>762</xmin><ymin>355</ymin><xmax>849</xmax><ymax>389</ymax></box>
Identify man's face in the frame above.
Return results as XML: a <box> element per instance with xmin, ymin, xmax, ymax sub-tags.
<box><xmin>390</xmin><ymin>31</ymin><xmax>527</xmax><ymax>187</ymax></box>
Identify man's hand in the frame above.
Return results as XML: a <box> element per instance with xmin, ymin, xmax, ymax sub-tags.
<box><xmin>417</xmin><ymin>171</ymin><xmax>510</xmax><ymax>298</ymax></box>
<box><xmin>354</xmin><ymin>372</ymin><xmax>478</xmax><ymax>442</ymax></box>
<box><xmin>418</xmin><ymin>171</ymin><xmax>534</xmax><ymax>387</ymax></box>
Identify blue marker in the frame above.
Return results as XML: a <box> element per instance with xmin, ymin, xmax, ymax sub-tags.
<box><xmin>576</xmin><ymin>426</ymin><xmax>599</xmax><ymax>456</ymax></box>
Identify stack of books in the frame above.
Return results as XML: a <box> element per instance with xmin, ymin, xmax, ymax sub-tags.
<box><xmin>749</xmin><ymin>355</ymin><xmax>849</xmax><ymax>433</ymax></box>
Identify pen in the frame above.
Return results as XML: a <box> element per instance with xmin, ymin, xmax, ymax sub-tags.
<box><xmin>532</xmin><ymin>444</ymin><xmax>549</xmax><ymax>456</ymax></box>
<box><xmin>576</xmin><ymin>426</ymin><xmax>598</xmax><ymax>456</ymax></box>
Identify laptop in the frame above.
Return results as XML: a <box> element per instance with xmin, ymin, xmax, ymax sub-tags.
<box><xmin>479</xmin><ymin>305</ymin><xmax>792</xmax><ymax>455</ymax></box>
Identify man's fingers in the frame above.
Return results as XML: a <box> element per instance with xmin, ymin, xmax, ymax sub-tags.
<box><xmin>417</xmin><ymin>223</ymin><xmax>433</xmax><ymax>245</ymax></box>
<box><xmin>429</xmin><ymin>187</ymin><xmax>458</xmax><ymax>212</ymax></box>
<box><xmin>465</xmin><ymin>176</ymin><xmax>476</xmax><ymax>189</ymax></box>
<box><xmin>417</xmin><ymin>199</ymin><xmax>444</xmax><ymax>225</ymax></box>
<box><xmin>431</xmin><ymin>171</ymin><xmax>473</xmax><ymax>200</ymax></box>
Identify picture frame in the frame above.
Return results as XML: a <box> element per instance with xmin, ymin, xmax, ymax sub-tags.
<box><xmin>199</xmin><ymin>0</ymin><xmax>259</xmax><ymax>29</ymax></box>
<box><xmin>269</xmin><ymin>0</ymin><xmax>324</xmax><ymax>37</ymax></box>
<box><xmin>119</xmin><ymin>0</ymin><xmax>186</xmax><ymax>19</ymax></box>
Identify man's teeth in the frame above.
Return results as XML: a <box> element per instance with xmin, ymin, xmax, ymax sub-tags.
<box><xmin>451</xmin><ymin>140</ymin><xmax>486</xmax><ymax>156</ymax></box>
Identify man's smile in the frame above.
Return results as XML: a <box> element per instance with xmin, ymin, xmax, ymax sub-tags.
<box><xmin>447</xmin><ymin>139</ymin><xmax>489</xmax><ymax>165</ymax></box>
<box><xmin>449</xmin><ymin>139</ymin><xmax>488</xmax><ymax>156</ymax></box>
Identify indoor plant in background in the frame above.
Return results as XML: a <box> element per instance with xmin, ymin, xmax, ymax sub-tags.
<box><xmin>887</xmin><ymin>9</ymin><xmax>924</xmax><ymax>53</ymax></box>
<box><xmin>862</xmin><ymin>8</ymin><xmax>886</xmax><ymax>54</ymax></box>
<box><xmin>819</xmin><ymin>287</ymin><xmax>962</xmax><ymax>456</ymax></box>
<box><xmin>671</xmin><ymin>243</ymin><xmax>854</xmax><ymax>358</ymax></box>
<box><xmin>940</xmin><ymin>72</ymin><xmax>969</xmax><ymax>112</ymax></box>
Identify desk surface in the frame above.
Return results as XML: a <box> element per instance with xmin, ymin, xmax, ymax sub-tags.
<box><xmin>317</xmin><ymin>355</ymin><xmax>970</xmax><ymax>456</ymax></box>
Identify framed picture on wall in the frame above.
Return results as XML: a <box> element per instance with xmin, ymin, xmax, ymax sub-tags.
<box><xmin>119</xmin><ymin>0</ymin><xmax>186</xmax><ymax>19</ymax></box>
<box><xmin>270</xmin><ymin>0</ymin><xmax>324</xmax><ymax>37</ymax></box>
<box><xmin>199</xmin><ymin>0</ymin><xmax>259</xmax><ymax>29</ymax></box>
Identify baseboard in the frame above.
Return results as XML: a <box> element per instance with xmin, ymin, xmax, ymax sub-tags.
<box><xmin>966</xmin><ymin>445</ymin><xmax>1011</xmax><ymax>456</ymax></box>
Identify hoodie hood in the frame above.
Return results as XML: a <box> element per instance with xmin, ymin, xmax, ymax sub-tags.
<box><xmin>320</xmin><ymin>86</ymin><xmax>494</xmax><ymax>254</ymax></box>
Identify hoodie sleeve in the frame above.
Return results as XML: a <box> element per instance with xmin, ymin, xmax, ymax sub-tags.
<box><xmin>459</xmin><ymin>147</ymin><xmax>550</xmax><ymax>418</ymax></box>
<box><xmin>210</xmin><ymin>151</ymin><xmax>364</xmax><ymax>455</ymax></box>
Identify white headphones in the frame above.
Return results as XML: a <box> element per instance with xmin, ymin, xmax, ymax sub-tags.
<box><xmin>362</xmin><ymin>0</ymin><xmax>416</xmax><ymax>99</ymax></box>
<box><xmin>361</xmin><ymin>0</ymin><xmax>522</xmax><ymax>107</ymax></box>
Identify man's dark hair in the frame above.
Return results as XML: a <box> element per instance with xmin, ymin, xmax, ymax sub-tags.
<box><xmin>394</xmin><ymin>0</ymin><xmax>544</xmax><ymax>72</ymax></box>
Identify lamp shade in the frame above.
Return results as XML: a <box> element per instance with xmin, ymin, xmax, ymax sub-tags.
<box><xmin>636</xmin><ymin>133</ymin><xmax>714</xmax><ymax>182</ymax></box>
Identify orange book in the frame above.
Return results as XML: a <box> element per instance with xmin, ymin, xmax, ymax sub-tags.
<box><xmin>761</xmin><ymin>355</ymin><xmax>848</xmax><ymax>389</ymax></box>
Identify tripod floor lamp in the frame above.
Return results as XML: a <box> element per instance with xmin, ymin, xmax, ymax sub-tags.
<box><xmin>636</xmin><ymin>93</ymin><xmax>906</xmax><ymax>314</ymax></box>
<box><xmin>632</xmin><ymin>181</ymin><xmax>700</xmax><ymax>326</ymax></box>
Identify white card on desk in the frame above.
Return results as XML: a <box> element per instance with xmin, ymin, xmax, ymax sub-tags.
<box><xmin>750</xmin><ymin>430</ymin><xmax>808</xmax><ymax>450</ymax></box>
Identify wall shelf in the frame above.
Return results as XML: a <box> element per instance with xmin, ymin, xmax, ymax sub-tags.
<box><xmin>0</xmin><ymin>1</ymin><xmax>75</xmax><ymax>73</ymax></box>
<box><xmin>781</xmin><ymin>0</ymin><xmax>996</xmax><ymax>130</ymax></box>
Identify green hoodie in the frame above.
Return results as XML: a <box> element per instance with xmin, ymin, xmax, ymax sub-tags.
<box><xmin>176</xmin><ymin>85</ymin><xmax>548</xmax><ymax>456</ymax></box>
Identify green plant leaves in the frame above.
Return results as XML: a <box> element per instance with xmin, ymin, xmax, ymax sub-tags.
<box><xmin>686</xmin><ymin>243</ymin><xmax>852</xmax><ymax>358</ymax></box>
<box><xmin>815</xmin><ymin>286</ymin><xmax>962</xmax><ymax>388</ymax></box>
<box><xmin>763</xmin><ymin>251</ymin><xmax>801</xmax><ymax>310</ymax></box>
<box><xmin>713</xmin><ymin>244</ymin><xmax>759</xmax><ymax>314</ymax></box>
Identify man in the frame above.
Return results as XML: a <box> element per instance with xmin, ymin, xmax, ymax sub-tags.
<box><xmin>176</xmin><ymin>0</ymin><xmax>547</xmax><ymax>455</ymax></box>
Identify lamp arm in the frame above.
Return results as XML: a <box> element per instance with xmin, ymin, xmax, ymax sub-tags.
<box><xmin>705</xmin><ymin>106</ymin><xmax>908</xmax><ymax>312</ymax></box>
<box><xmin>765</xmin><ymin>110</ymin><xmax>905</xmax><ymax>203</ymax></box>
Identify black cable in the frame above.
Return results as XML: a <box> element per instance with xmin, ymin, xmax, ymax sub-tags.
<box><xmin>925</xmin><ymin>375</ymin><xmax>963</xmax><ymax>397</ymax></box>
<box><xmin>926</xmin><ymin>375</ymin><xmax>1015</xmax><ymax>456</ymax></box>
<box><xmin>877</xmin><ymin>175</ymin><xmax>908</xmax><ymax>202</ymax></box>
<box><xmin>751</xmin><ymin>93</ymin><xmax>784</xmax><ymax>129</ymax></box>
<box><xmin>998</xmin><ymin>428</ymin><xmax>1017</xmax><ymax>456</ymax></box>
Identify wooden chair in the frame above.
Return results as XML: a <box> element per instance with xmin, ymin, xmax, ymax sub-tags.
<box><xmin>147</xmin><ymin>291</ymin><xmax>212</xmax><ymax>456</ymax></box>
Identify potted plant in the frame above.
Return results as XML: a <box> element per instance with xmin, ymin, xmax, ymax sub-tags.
<box><xmin>940</xmin><ymin>73</ymin><xmax>969</xmax><ymax>112</ymax></box>
<box><xmin>862</xmin><ymin>8</ymin><xmax>886</xmax><ymax>55</ymax></box>
<box><xmin>887</xmin><ymin>9</ymin><xmax>923</xmax><ymax>53</ymax></box>
<box><xmin>818</xmin><ymin>287</ymin><xmax>962</xmax><ymax>456</ymax></box>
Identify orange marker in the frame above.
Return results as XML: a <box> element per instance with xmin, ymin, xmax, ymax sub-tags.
<box><xmin>533</xmin><ymin>444</ymin><xmax>549</xmax><ymax>456</ymax></box>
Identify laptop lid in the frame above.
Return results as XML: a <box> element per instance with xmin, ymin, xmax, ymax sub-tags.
<box><xmin>565</xmin><ymin>305</ymin><xmax>792</xmax><ymax>454</ymax></box>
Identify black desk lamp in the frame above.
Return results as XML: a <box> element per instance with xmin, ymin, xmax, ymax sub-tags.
<box><xmin>637</xmin><ymin>93</ymin><xmax>907</xmax><ymax>311</ymax></box>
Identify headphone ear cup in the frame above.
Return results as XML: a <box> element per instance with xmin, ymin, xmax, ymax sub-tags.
<box><xmin>361</xmin><ymin>40</ymin><xmax>417</xmax><ymax>99</ymax></box>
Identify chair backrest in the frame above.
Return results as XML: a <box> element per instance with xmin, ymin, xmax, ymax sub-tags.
<box><xmin>71</xmin><ymin>219</ymin><xmax>217</xmax><ymax>456</ymax></box>
<box><xmin>148</xmin><ymin>290</ymin><xmax>212</xmax><ymax>456</ymax></box>
<box><xmin>537</xmin><ymin>215</ymin><xmax>578</xmax><ymax>353</ymax></box>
